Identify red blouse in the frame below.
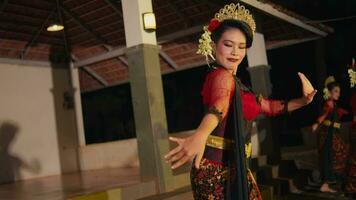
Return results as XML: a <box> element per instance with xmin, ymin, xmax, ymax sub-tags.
<box><xmin>350</xmin><ymin>93</ymin><xmax>356</xmax><ymax>128</ymax></box>
<box><xmin>316</xmin><ymin>100</ymin><xmax>348</xmax><ymax>124</ymax></box>
<box><xmin>201</xmin><ymin>67</ymin><xmax>287</xmax><ymax>162</ymax></box>
<box><xmin>201</xmin><ymin>67</ymin><xmax>286</xmax><ymax>123</ymax></box>
<box><xmin>351</xmin><ymin>93</ymin><xmax>356</xmax><ymax>116</ymax></box>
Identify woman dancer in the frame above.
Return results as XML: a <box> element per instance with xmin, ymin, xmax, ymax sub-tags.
<box><xmin>165</xmin><ymin>3</ymin><xmax>317</xmax><ymax>199</ymax></box>
<box><xmin>311</xmin><ymin>76</ymin><xmax>348</xmax><ymax>193</ymax></box>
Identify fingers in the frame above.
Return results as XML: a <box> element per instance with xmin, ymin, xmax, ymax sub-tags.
<box><xmin>171</xmin><ymin>155</ymin><xmax>190</xmax><ymax>169</ymax></box>
<box><xmin>164</xmin><ymin>136</ymin><xmax>192</xmax><ymax>169</ymax></box>
<box><xmin>298</xmin><ymin>72</ymin><xmax>313</xmax><ymax>88</ymax></box>
<box><xmin>167</xmin><ymin>151</ymin><xmax>185</xmax><ymax>164</ymax></box>
<box><xmin>299</xmin><ymin>72</ymin><xmax>315</xmax><ymax>97</ymax></box>
<box><xmin>164</xmin><ymin>138</ymin><xmax>183</xmax><ymax>160</ymax></box>
<box><xmin>311</xmin><ymin>124</ymin><xmax>318</xmax><ymax>133</ymax></box>
<box><xmin>298</xmin><ymin>72</ymin><xmax>309</xmax><ymax>83</ymax></box>
<box><xmin>164</xmin><ymin>136</ymin><xmax>204</xmax><ymax>170</ymax></box>
<box><xmin>298</xmin><ymin>72</ymin><xmax>304</xmax><ymax>78</ymax></box>
<box><xmin>298</xmin><ymin>72</ymin><xmax>306</xmax><ymax>83</ymax></box>
<box><xmin>164</xmin><ymin>145</ymin><xmax>182</xmax><ymax>160</ymax></box>
<box><xmin>298</xmin><ymin>72</ymin><xmax>308</xmax><ymax>88</ymax></box>
<box><xmin>194</xmin><ymin>153</ymin><xmax>203</xmax><ymax>169</ymax></box>
<box><xmin>307</xmin><ymin>90</ymin><xmax>318</xmax><ymax>99</ymax></box>
<box><xmin>168</xmin><ymin>136</ymin><xmax>182</xmax><ymax>143</ymax></box>
<box><xmin>303</xmin><ymin>89</ymin><xmax>317</xmax><ymax>104</ymax></box>
<box><xmin>310</xmin><ymin>89</ymin><xmax>318</xmax><ymax>97</ymax></box>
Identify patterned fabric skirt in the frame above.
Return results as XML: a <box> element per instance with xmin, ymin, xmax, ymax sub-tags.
<box><xmin>345</xmin><ymin>125</ymin><xmax>356</xmax><ymax>194</ymax></box>
<box><xmin>345</xmin><ymin>156</ymin><xmax>356</xmax><ymax>193</ymax></box>
<box><xmin>318</xmin><ymin>126</ymin><xmax>348</xmax><ymax>182</ymax></box>
<box><xmin>190</xmin><ymin>158</ymin><xmax>262</xmax><ymax>200</ymax></box>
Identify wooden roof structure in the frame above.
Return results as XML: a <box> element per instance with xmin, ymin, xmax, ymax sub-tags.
<box><xmin>0</xmin><ymin>0</ymin><xmax>333</xmax><ymax>92</ymax></box>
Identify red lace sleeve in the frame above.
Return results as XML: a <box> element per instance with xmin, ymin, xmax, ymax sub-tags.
<box><xmin>316</xmin><ymin>100</ymin><xmax>333</xmax><ymax>123</ymax></box>
<box><xmin>201</xmin><ymin>68</ymin><xmax>235</xmax><ymax>122</ymax></box>
<box><xmin>351</xmin><ymin>93</ymin><xmax>356</xmax><ymax>115</ymax></box>
<box><xmin>336</xmin><ymin>108</ymin><xmax>348</xmax><ymax>117</ymax></box>
<box><xmin>259</xmin><ymin>96</ymin><xmax>288</xmax><ymax>116</ymax></box>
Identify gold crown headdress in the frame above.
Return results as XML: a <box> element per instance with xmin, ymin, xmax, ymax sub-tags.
<box><xmin>348</xmin><ymin>58</ymin><xmax>356</xmax><ymax>88</ymax></box>
<box><xmin>196</xmin><ymin>3</ymin><xmax>256</xmax><ymax>63</ymax></box>
<box><xmin>323</xmin><ymin>76</ymin><xmax>335</xmax><ymax>100</ymax></box>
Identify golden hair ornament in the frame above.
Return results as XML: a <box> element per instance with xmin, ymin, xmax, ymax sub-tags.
<box><xmin>348</xmin><ymin>58</ymin><xmax>356</xmax><ymax>88</ymax></box>
<box><xmin>196</xmin><ymin>3</ymin><xmax>256</xmax><ymax>65</ymax></box>
<box><xmin>324</xmin><ymin>76</ymin><xmax>335</xmax><ymax>87</ymax></box>
<box><xmin>323</xmin><ymin>88</ymin><xmax>330</xmax><ymax>100</ymax></box>
<box><xmin>323</xmin><ymin>76</ymin><xmax>335</xmax><ymax>100</ymax></box>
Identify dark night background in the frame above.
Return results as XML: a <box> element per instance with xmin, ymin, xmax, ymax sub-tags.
<box><xmin>81</xmin><ymin>0</ymin><xmax>356</xmax><ymax>145</ymax></box>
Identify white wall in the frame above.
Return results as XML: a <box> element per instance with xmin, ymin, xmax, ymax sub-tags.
<box><xmin>78</xmin><ymin>131</ymin><xmax>195</xmax><ymax>171</ymax></box>
<box><xmin>79</xmin><ymin>139</ymin><xmax>139</xmax><ymax>171</ymax></box>
<box><xmin>0</xmin><ymin>62</ymin><xmax>79</xmax><ymax>183</ymax></box>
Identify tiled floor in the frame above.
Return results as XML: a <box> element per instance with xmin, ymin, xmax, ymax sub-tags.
<box><xmin>0</xmin><ymin>167</ymin><xmax>141</xmax><ymax>200</ymax></box>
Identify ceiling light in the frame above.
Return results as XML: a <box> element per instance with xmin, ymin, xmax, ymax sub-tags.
<box><xmin>47</xmin><ymin>23</ymin><xmax>64</xmax><ymax>32</ymax></box>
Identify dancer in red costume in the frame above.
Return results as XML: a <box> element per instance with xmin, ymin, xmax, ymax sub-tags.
<box><xmin>164</xmin><ymin>3</ymin><xmax>317</xmax><ymax>199</ymax></box>
<box><xmin>311</xmin><ymin>76</ymin><xmax>349</xmax><ymax>193</ymax></box>
<box><xmin>345</xmin><ymin>59</ymin><xmax>356</xmax><ymax>198</ymax></box>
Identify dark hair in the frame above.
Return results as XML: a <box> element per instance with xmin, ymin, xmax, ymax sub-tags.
<box><xmin>211</xmin><ymin>19</ymin><xmax>254</xmax><ymax>48</ymax></box>
<box><xmin>327</xmin><ymin>81</ymin><xmax>340</xmax><ymax>91</ymax></box>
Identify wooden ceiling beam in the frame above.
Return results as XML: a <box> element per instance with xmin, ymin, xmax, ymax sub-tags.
<box><xmin>60</xmin><ymin>2</ymin><xmax>114</xmax><ymax>51</ymax></box>
<box><xmin>20</xmin><ymin>10</ymin><xmax>55</xmax><ymax>59</ymax></box>
<box><xmin>196</xmin><ymin>0</ymin><xmax>331</xmax><ymax>36</ymax></box>
<box><xmin>159</xmin><ymin>50</ymin><xmax>178</xmax><ymax>70</ymax></box>
<box><xmin>71</xmin><ymin>53</ymin><xmax>109</xmax><ymax>87</ymax></box>
<box><xmin>157</xmin><ymin>25</ymin><xmax>203</xmax><ymax>44</ymax></box>
<box><xmin>70</xmin><ymin>26</ymin><xmax>123</xmax><ymax>44</ymax></box>
<box><xmin>19</xmin><ymin>0</ymin><xmax>54</xmax><ymax>9</ymax></box>
<box><xmin>81</xmin><ymin>66</ymin><xmax>109</xmax><ymax>87</ymax></box>
<box><xmin>0</xmin><ymin>30</ymin><xmax>63</xmax><ymax>45</ymax></box>
<box><xmin>117</xmin><ymin>56</ymin><xmax>128</xmax><ymax>67</ymax></box>
<box><xmin>0</xmin><ymin>12</ymin><xmax>45</xmax><ymax>24</ymax></box>
<box><xmin>60</xmin><ymin>4</ymin><xmax>110</xmax><ymax>45</ymax></box>
<box><xmin>56</xmin><ymin>0</ymin><xmax>71</xmax><ymax>60</ymax></box>
<box><xmin>240</xmin><ymin>0</ymin><xmax>330</xmax><ymax>36</ymax></box>
<box><xmin>167</xmin><ymin>1</ymin><xmax>189</xmax><ymax>28</ymax></box>
<box><xmin>67</xmin><ymin>16</ymin><xmax>123</xmax><ymax>40</ymax></box>
<box><xmin>73</xmin><ymin>24</ymin><xmax>205</xmax><ymax>68</ymax></box>
<box><xmin>66</xmin><ymin>0</ymin><xmax>98</xmax><ymax>12</ymax></box>
<box><xmin>103</xmin><ymin>0</ymin><xmax>122</xmax><ymax>17</ymax></box>
<box><xmin>6</xmin><ymin>2</ymin><xmax>51</xmax><ymax>15</ymax></box>
<box><xmin>266</xmin><ymin>36</ymin><xmax>321</xmax><ymax>50</ymax></box>
<box><xmin>65</xmin><ymin>4</ymin><xmax>111</xmax><ymax>23</ymax></box>
<box><xmin>101</xmin><ymin>0</ymin><xmax>123</xmax><ymax>54</ymax></box>
<box><xmin>0</xmin><ymin>20</ymin><xmax>41</xmax><ymax>30</ymax></box>
<box><xmin>81</xmin><ymin>59</ymin><xmax>207</xmax><ymax>93</ymax></box>
<box><xmin>74</xmin><ymin>47</ymin><xmax>125</xmax><ymax>68</ymax></box>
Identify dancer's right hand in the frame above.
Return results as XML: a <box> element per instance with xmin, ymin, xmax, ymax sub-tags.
<box><xmin>164</xmin><ymin>133</ymin><xmax>207</xmax><ymax>170</ymax></box>
<box><xmin>311</xmin><ymin>123</ymin><xmax>319</xmax><ymax>132</ymax></box>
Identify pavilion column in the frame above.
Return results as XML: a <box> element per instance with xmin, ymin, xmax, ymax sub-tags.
<box><xmin>68</xmin><ymin>62</ymin><xmax>87</xmax><ymax>173</ymax></box>
<box><xmin>121</xmin><ymin>0</ymin><xmax>175</xmax><ymax>193</ymax></box>
<box><xmin>247</xmin><ymin>32</ymin><xmax>280</xmax><ymax>163</ymax></box>
<box><xmin>69</xmin><ymin>62</ymin><xmax>86</xmax><ymax>147</ymax></box>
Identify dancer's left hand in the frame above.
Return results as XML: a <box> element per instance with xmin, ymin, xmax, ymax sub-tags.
<box><xmin>298</xmin><ymin>72</ymin><xmax>317</xmax><ymax>105</ymax></box>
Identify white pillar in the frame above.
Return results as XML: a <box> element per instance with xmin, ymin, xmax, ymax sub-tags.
<box><xmin>122</xmin><ymin>0</ymin><xmax>157</xmax><ymax>47</ymax></box>
<box><xmin>247</xmin><ymin>32</ymin><xmax>272</xmax><ymax>97</ymax></box>
<box><xmin>122</xmin><ymin>0</ymin><xmax>183</xmax><ymax>193</ymax></box>
<box><xmin>247</xmin><ymin>32</ymin><xmax>268</xmax><ymax>67</ymax></box>
<box><xmin>247</xmin><ymin>32</ymin><xmax>280</xmax><ymax>163</ymax></box>
<box><xmin>69</xmin><ymin>62</ymin><xmax>86</xmax><ymax>146</ymax></box>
